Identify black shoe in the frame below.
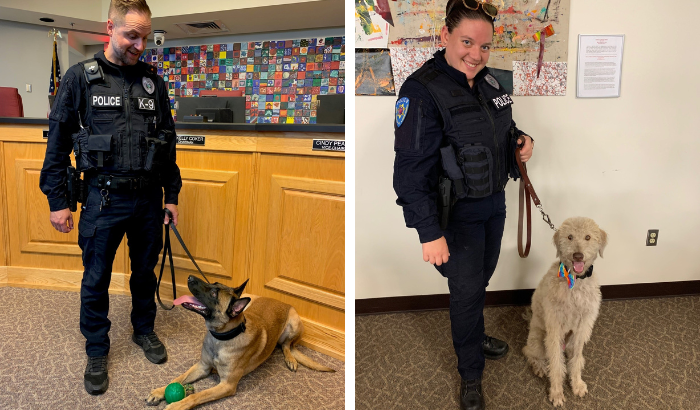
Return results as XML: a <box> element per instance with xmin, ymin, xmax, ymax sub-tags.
<box><xmin>132</xmin><ymin>332</ymin><xmax>168</xmax><ymax>364</ymax></box>
<box><xmin>460</xmin><ymin>378</ymin><xmax>485</xmax><ymax>410</ymax></box>
<box><xmin>84</xmin><ymin>355</ymin><xmax>108</xmax><ymax>395</ymax></box>
<box><xmin>483</xmin><ymin>335</ymin><xmax>509</xmax><ymax>360</ymax></box>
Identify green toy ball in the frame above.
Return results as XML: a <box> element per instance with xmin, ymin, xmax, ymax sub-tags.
<box><xmin>164</xmin><ymin>382</ymin><xmax>186</xmax><ymax>404</ymax></box>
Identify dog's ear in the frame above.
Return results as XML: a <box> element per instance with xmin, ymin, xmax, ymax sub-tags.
<box><xmin>232</xmin><ymin>279</ymin><xmax>249</xmax><ymax>297</ymax></box>
<box><xmin>552</xmin><ymin>229</ymin><xmax>561</xmax><ymax>258</ymax></box>
<box><xmin>598</xmin><ymin>228</ymin><xmax>608</xmax><ymax>258</ymax></box>
<box><xmin>227</xmin><ymin>297</ymin><xmax>251</xmax><ymax>318</ymax></box>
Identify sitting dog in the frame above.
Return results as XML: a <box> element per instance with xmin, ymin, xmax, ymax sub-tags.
<box><xmin>146</xmin><ymin>275</ymin><xmax>334</xmax><ymax>410</ymax></box>
<box><xmin>522</xmin><ymin>217</ymin><xmax>607</xmax><ymax>407</ymax></box>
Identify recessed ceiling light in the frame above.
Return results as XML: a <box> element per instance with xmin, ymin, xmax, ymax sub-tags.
<box><xmin>40</xmin><ymin>17</ymin><xmax>55</xmax><ymax>23</ymax></box>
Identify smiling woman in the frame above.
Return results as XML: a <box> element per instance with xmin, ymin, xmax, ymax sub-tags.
<box><xmin>391</xmin><ymin>0</ymin><xmax>533</xmax><ymax>408</ymax></box>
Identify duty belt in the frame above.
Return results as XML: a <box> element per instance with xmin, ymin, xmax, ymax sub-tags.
<box><xmin>87</xmin><ymin>174</ymin><xmax>155</xmax><ymax>191</ymax></box>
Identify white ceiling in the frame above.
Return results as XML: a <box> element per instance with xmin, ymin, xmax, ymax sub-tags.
<box><xmin>0</xmin><ymin>0</ymin><xmax>344</xmax><ymax>45</ymax></box>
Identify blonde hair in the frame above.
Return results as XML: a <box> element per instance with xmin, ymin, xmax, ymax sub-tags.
<box><xmin>108</xmin><ymin>0</ymin><xmax>152</xmax><ymax>25</ymax></box>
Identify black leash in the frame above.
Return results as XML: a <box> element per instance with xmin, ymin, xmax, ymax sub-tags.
<box><xmin>156</xmin><ymin>208</ymin><xmax>211</xmax><ymax>310</ymax></box>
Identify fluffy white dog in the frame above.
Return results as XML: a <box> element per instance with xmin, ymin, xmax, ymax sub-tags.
<box><xmin>523</xmin><ymin>217</ymin><xmax>608</xmax><ymax>407</ymax></box>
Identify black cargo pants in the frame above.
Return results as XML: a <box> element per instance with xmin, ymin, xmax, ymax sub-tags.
<box><xmin>77</xmin><ymin>184</ymin><xmax>164</xmax><ymax>357</ymax></box>
<box><xmin>435</xmin><ymin>190</ymin><xmax>506</xmax><ymax>380</ymax></box>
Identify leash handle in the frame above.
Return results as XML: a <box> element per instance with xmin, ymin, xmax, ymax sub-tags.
<box><xmin>156</xmin><ymin>208</ymin><xmax>211</xmax><ymax>311</ymax></box>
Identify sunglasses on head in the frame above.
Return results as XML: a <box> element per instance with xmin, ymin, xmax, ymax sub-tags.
<box><xmin>461</xmin><ymin>0</ymin><xmax>499</xmax><ymax>18</ymax></box>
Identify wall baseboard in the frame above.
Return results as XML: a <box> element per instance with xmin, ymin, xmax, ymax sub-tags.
<box><xmin>356</xmin><ymin>280</ymin><xmax>700</xmax><ymax>315</ymax></box>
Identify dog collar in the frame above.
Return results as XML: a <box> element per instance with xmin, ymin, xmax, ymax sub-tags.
<box><xmin>209</xmin><ymin>318</ymin><xmax>246</xmax><ymax>341</ymax></box>
<box><xmin>559</xmin><ymin>263</ymin><xmax>593</xmax><ymax>289</ymax></box>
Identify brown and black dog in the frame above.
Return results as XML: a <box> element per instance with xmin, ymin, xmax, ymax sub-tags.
<box><xmin>145</xmin><ymin>275</ymin><xmax>334</xmax><ymax>410</ymax></box>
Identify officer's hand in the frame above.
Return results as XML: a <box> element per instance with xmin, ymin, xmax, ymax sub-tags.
<box><xmin>164</xmin><ymin>204</ymin><xmax>178</xmax><ymax>226</ymax></box>
<box><xmin>518</xmin><ymin>135</ymin><xmax>534</xmax><ymax>163</ymax></box>
<box><xmin>422</xmin><ymin>236</ymin><xmax>450</xmax><ymax>266</ymax></box>
<box><xmin>50</xmin><ymin>208</ymin><xmax>74</xmax><ymax>233</ymax></box>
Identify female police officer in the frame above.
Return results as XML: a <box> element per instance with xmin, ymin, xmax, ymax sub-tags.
<box><xmin>393</xmin><ymin>1</ymin><xmax>534</xmax><ymax>409</ymax></box>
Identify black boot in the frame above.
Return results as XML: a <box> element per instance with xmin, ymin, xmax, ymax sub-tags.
<box><xmin>460</xmin><ymin>378</ymin><xmax>485</xmax><ymax>410</ymax></box>
<box><xmin>84</xmin><ymin>355</ymin><xmax>108</xmax><ymax>395</ymax></box>
<box><xmin>483</xmin><ymin>335</ymin><xmax>509</xmax><ymax>360</ymax></box>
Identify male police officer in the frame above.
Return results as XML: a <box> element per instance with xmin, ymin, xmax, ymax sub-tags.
<box><xmin>39</xmin><ymin>0</ymin><xmax>181</xmax><ymax>395</ymax></box>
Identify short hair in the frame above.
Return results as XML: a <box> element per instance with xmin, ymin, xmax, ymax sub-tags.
<box><xmin>108</xmin><ymin>0</ymin><xmax>152</xmax><ymax>25</ymax></box>
<box><xmin>444</xmin><ymin>0</ymin><xmax>494</xmax><ymax>32</ymax></box>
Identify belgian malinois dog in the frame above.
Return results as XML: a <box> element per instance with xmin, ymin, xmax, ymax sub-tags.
<box><xmin>145</xmin><ymin>275</ymin><xmax>334</xmax><ymax>409</ymax></box>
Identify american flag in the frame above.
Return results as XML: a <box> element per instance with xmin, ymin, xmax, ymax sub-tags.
<box><xmin>49</xmin><ymin>40</ymin><xmax>61</xmax><ymax>96</ymax></box>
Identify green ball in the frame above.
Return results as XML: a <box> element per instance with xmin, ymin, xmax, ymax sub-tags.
<box><xmin>164</xmin><ymin>382</ymin><xmax>186</xmax><ymax>403</ymax></box>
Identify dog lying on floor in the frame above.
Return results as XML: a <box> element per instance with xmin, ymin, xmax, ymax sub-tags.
<box><xmin>522</xmin><ymin>217</ymin><xmax>608</xmax><ymax>407</ymax></box>
<box><xmin>146</xmin><ymin>275</ymin><xmax>334</xmax><ymax>410</ymax></box>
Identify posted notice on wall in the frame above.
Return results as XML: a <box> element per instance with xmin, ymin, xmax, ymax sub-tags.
<box><xmin>576</xmin><ymin>35</ymin><xmax>625</xmax><ymax>98</ymax></box>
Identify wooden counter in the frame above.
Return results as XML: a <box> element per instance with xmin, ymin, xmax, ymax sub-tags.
<box><xmin>0</xmin><ymin>121</ymin><xmax>345</xmax><ymax>360</ymax></box>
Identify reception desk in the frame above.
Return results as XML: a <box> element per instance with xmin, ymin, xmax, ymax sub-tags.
<box><xmin>0</xmin><ymin>118</ymin><xmax>345</xmax><ymax>360</ymax></box>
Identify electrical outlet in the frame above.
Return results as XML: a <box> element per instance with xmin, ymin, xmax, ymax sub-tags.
<box><xmin>646</xmin><ymin>229</ymin><xmax>659</xmax><ymax>246</ymax></box>
<box><xmin>26</xmin><ymin>84</ymin><xmax>31</xmax><ymax>92</ymax></box>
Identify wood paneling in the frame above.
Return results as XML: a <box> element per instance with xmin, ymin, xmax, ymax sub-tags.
<box><xmin>250</xmin><ymin>154</ymin><xmax>345</xmax><ymax>360</ymax></box>
<box><xmin>3</xmin><ymin>142</ymin><xmax>128</xmax><ymax>278</ymax></box>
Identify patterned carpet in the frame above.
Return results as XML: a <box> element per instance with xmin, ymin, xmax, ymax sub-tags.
<box><xmin>0</xmin><ymin>287</ymin><xmax>344</xmax><ymax>410</ymax></box>
<box><xmin>356</xmin><ymin>296</ymin><xmax>700</xmax><ymax>409</ymax></box>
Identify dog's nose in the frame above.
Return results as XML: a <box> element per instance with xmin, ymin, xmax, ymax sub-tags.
<box><xmin>573</xmin><ymin>252</ymin><xmax>584</xmax><ymax>261</ymax></box>
<box><xmin>188</xmin><ymin>275</ymin><xmax>196</xmax><ymax>283</ymax></box>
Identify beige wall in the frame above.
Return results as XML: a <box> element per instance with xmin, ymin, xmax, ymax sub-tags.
<box><xmin>356</xmin><ymin>0</ymin><xmax>700</xmax><ymax>299</ymax></box>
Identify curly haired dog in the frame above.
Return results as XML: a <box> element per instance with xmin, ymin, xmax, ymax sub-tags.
<box><xmin>522</xmin><ymin>217</ymin><xmax>608</xmax><ymax>407</ymax></box>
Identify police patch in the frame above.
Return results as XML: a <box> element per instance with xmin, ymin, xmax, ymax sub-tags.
<box><xmin>491</xmin><ymin>93</ymin><xmax>514</xmax><ymax>110</ymax></box>
<box><xmin>142</xmin><ymin>77</ymin><xmax>155</xmax><ymax>94</ymax></box>
<box><xmin>135</xmin><ymin>97</ymin><xmax>155</xmax><ymax>111</ymax></box>
<box><xmin>485</xmin><ymin>74</ymin><xmax>500</xmax><ymax>90</ymax></box>
<box><xmin>92</xmin><ymin>94</ymin><xmax>122</xmax><ymax>108</ymax></box>
<box><xmin>395</xmin><ymin>97</ymin><xmax>410</xmax><ymax>127</ymax></box>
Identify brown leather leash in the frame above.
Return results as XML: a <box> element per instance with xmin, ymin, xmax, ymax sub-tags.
<box><xmin>515</xmin><ymin>143</ymin><xmax>557</xmax><ymax>258</ymax></box>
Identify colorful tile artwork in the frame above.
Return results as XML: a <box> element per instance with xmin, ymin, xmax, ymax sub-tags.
<box><xmin>140</xmin><ymin>36</ymin><xmax>346</xmax><ymax>124</ymax></box>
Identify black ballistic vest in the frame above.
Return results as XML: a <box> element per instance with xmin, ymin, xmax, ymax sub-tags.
<box><xmin>74</xmin><ymin>56</ymin><xmax>163</xmax><ymax>174</ymax></box>
<box><xmin>409</xmin><ymin>59</ymin><xmax>514</xmax><ymax>198</ymax></box>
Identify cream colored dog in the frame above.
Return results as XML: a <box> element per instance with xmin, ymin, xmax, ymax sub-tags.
<box><xmin>522</xmin><ymin>217</ymin><xmax>607</xmax><ymax>407</ymax></box>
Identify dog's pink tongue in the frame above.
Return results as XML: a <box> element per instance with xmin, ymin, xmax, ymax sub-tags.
<box><xmin>573</xmin><ymin>261</ymin><xmax>585</xmax><ymax>273</ymax></box>
<box><xmin>173</xmin><ymin>295</ymin><xmax>201</xmax><ymax>306</ymax></box>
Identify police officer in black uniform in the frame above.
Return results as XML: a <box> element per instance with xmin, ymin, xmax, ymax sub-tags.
<box><xmin>39</xmin><ymin>0</ymin><xmax>181</xmax><ymax>395</ymax></box>
<box><xmin>393</xmin><ymin>1</ymin><xmax>534</xmax><ymax>409</ymax></box>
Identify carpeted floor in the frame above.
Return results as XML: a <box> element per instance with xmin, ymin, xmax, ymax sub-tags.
<box><xmin>0</xmin><ymin>287</ymin><xmax>344</xmax><ymax>410</ymax></box>
<box><xmin>356</xmin><ymin>296</ymin><xmax>700</xmax><ymax>409</ymax></box>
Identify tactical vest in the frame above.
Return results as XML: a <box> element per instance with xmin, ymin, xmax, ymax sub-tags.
<box><xmin>72</xmin><ymin>56</ymin><xmax>167</xmax><ymax>174</ymax></box>
<box><xmin>409</xmin><ymin>60</ymin><xmax>514</xmax><ymax>199</ymax></box>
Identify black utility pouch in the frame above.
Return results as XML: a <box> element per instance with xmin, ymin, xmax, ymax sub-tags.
<box><xmin>144</xmin><ymin>137</ymin><xmax>168</xmax><ymax>171</ymax></box>
<box><xmin>507</xmin><ymin>127</ymin><xmax>522</xmax><ymax>180</ymax></box>
<box><xmin>71</xmin><ymin>127</ymin><xmax>92</xmax><ymax>171</ymax></box>
<box><xmin>87</xmin><ymin>134</ymin><xmax>113</xmax><ymax>168</ymax></box>
<box><xmin>459</xmin><ymin>144</ymin><xmax>493</xmax><ymax>198</ymax></box>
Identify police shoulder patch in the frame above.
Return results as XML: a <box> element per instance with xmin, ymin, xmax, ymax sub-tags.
<box><xmin>396</xmin><ymin>97</ymin><xmax>410</xmax><ymax>127</ymax></box>
<box><xmin>142</xmin><ymin>76</ymin><xmax>155</xmax><ymax>95</ymax></box>
<box><xmin>485</xmin><ymin>74</ymin><xmax>500</xmax><ymax>90</ymax></box>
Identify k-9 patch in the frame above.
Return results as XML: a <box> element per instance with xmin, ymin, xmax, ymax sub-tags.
<box><xmin>395</xmin><ymin>97</ymin><xmax>410</xmax><ymax>127</ymax></box>
<box><xmin>134</xmin><ymin>97</ymin><xmax>156</xmax><ymax>111</ymax></box>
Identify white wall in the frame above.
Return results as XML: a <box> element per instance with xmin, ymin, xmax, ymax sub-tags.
<box><xmin>355</xmin><ymin>0</ymin><xmax>700</xmax><ymax>299</ymax></box>
<box><xmin>0</xmin><ymin>20</ymin><xmax>69</xmax><ymax>117</ymax></box>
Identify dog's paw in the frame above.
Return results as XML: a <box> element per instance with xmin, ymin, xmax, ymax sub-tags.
<box><xmin>549</xmin><ymin>389</ymin><xmax>566</xmax><ymax>407</ymax></box>
<box><xmin>285</xmin><ymin>357</ymin><xmax>298</xmax><ymax>372</ymax></box>
<box><xmin>526</xmin><ymin>358</ymin><xmax>547</xmax><ymax>378</ymax></box>
<box><xmin>145</xmin><ymin>389</ymin><xmax>165</xmax><ymax>406</ymax></box>
<box><xmin>572</xmin><ymin>380</ymin><xmax>588</xmax><ymax>397</ymax></box>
